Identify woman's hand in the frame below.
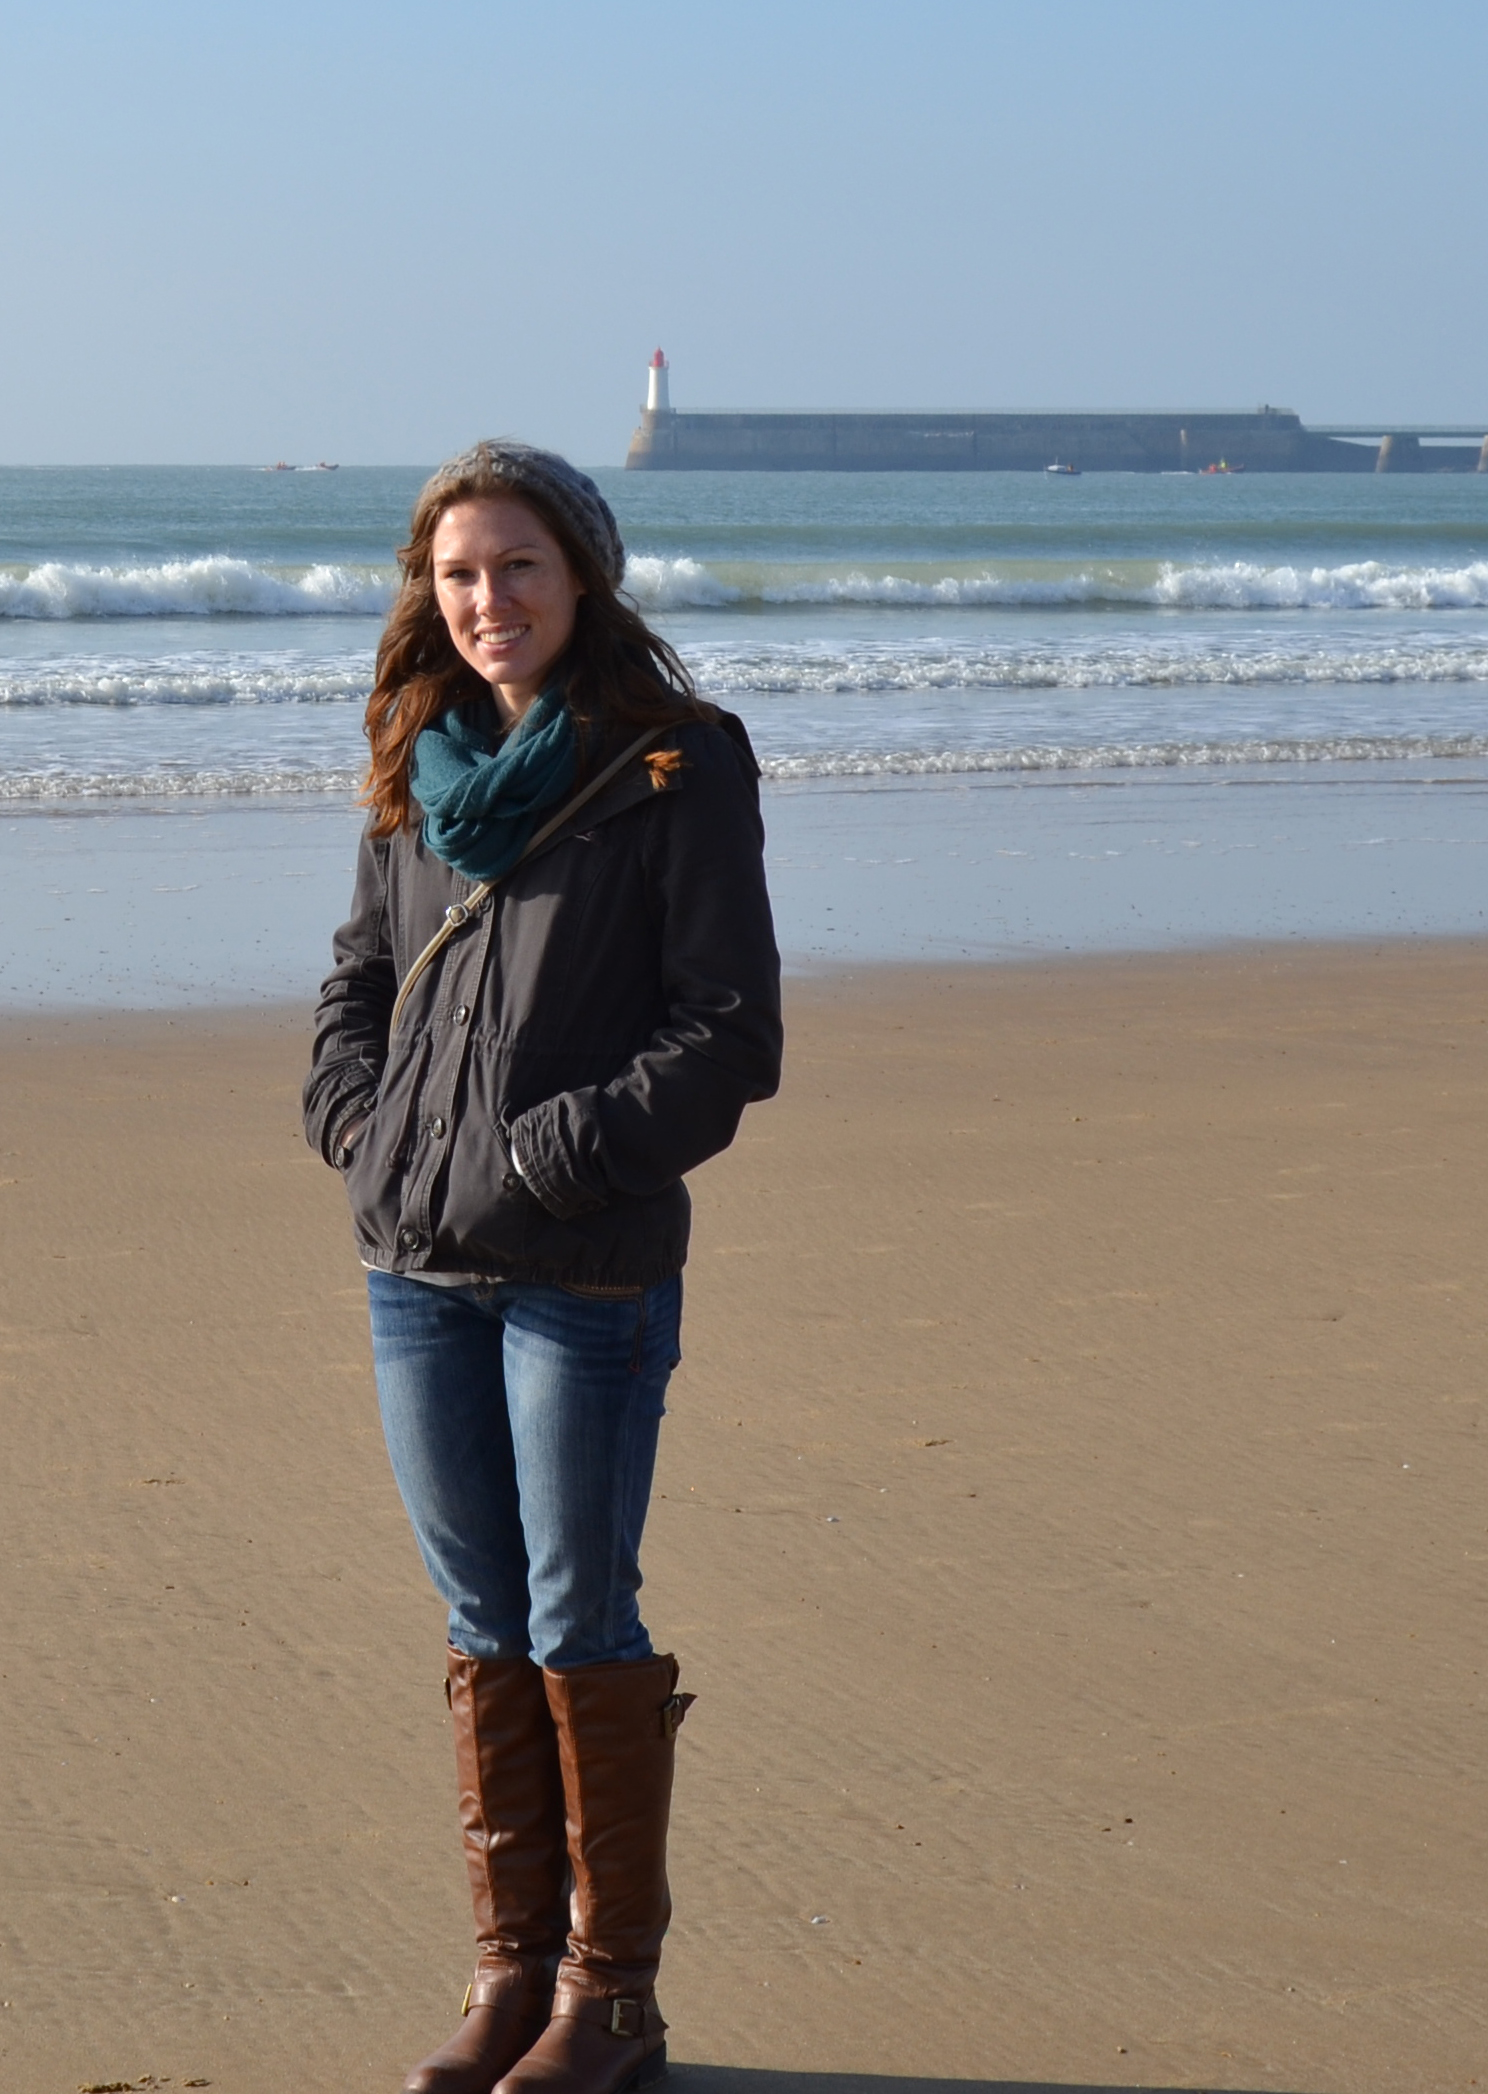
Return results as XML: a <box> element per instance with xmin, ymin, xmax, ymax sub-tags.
<box><xmin>334</xmin><ymin>1114</ymin><xmax>370</xmax><ymax>1166</ymax></box>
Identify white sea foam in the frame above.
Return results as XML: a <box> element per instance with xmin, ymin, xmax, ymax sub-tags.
<box><xmin>7</xmin><ymin>551</ymin><xmax>1488</xmax><ymax>620</ymax></box>
<box><xmin>1151</xmin><ymin>559</ymin><xmax>1488</xmax><ymax>611</ymax></box>
<box><xmin>0</xmin><ymin>766</ymin><xmax>364</xmax><ymax>802</ymax></box>
<box><xmin>8</xmin><ymin>734</ymin><xmax>1488</xmax><ymax>804</ymax></box>
<box><xmin>757</xmin><ymin>734</ymin><xmax>1488</xmax><ymax>780</ymax></box>
<box><xmin>621</xmin><ymin>555</ymin><xmax>742</xmax><ymax>609</ymax></box>
<box><xmin>8</xmin><ymin>634</ymin><xmax>1485</xmax><ymax>713</ymax></box>
<box><xmin>623</xmin><ymin>554</ymin><xmax>1488</xmax><ymax>612</ymax></box>
<box><xmin>684</xmin><ymin>638</ymin><xmax>1488</xmax><ymax>695</ymax></box>
<box><xmin>0</xmin><ymin>656</ymin><xmax>372</xmax><ymax>707</ymax></box>
<box><xmin>0</xmin><ymin>558</ymin><xmax>396</xmax><ymax>619</ymax></box>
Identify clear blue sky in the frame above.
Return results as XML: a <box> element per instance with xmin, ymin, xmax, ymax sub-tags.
<box><xmin>2</xmin><ymin>0</ymin><xmax>1483</xmax><ymax>465</ymax></box>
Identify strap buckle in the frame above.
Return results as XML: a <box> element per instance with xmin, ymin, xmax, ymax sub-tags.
<box><xmin>661</xmin><ymin>1692</ymin><xmax>696</xmax><ymax>1738</ymax></box>
<box><xmin>460</xmin><ymin>1983</ymin><xmax>474</xmax><ymax>2017</ymax></box>
<box><xmin>609</xmin><ymin>1998</ymin><xmax>643</xmax><ymax>2039</ymax></box>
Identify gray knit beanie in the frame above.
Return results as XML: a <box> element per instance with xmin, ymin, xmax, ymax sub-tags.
<box><xmin>429</xmin><ymin>440</ymin><xmax>626</xmax><ymax>588</ymax></box>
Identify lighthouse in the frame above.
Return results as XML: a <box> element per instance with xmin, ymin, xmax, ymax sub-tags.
<box><xmin>645</xmin><ymin>348</ymin><xmax>671</xmax><ymax>415</ymax></box>
<box><xmin>626</xmin><ymin>349</ymin><xmax>679</xmax><ymax>466</ymax></box>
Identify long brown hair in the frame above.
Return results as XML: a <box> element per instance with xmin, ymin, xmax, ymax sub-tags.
<box><xmin>361</xmin><ymin>455</ymin><xmax>700</xmax><ymax>835</ymax></box>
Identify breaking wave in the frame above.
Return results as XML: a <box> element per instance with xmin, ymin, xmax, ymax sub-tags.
<box><xmin>6</xmin><ymin>635</ymin><xmax>1488</xmax><ymax>711</ymax></box>
<box><xmin>0</xmin><ymin>766</ymin><xmax>364</xmax><ymax>802</ymax></box>
<box><xmin>624</xmin><ymin>555</ymin><xmax>1488</xmax><ymax>612</ymax></box>
<box><xmin>684</xmin><ymin>637</ymin><xmax>1488</xmax><ymax>695</ymax></box>
<box><xmin>0</xmin><ymin>649</ymin><xmax>372</xmax><ymax>707</ymax></box>
<box><xmin>9</xmin><ymin>734</ymin><xmax>1488</xmax><ymax>803</ymax></box>
<box><xmin>7</xmin><ymin>553</ymin><xmax>1488</xmax><ymax>620</ymax></box>
<box><xmin>1151</xmin><ymin>560</ymin><xmax>1488</xmax><ymax>611</ymax></box>
<box><xmin>757</xmin><ymin>733</ymin><xmax>1488</xmax><ymax>780</ymax></box>
<box><xmin>0</xmin><ymin>558</ymin><xmax>396</xmax><ymax>619</ymax></box>
<box><xmin>0</xmin><ymin>654</ymin><xmax>372</xmax><ymax>706</ymax></box>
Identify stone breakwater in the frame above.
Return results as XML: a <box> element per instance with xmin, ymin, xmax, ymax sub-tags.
<box><xmin>626</xmin><ymin>406</ymin><xmax>1488</xmax><ymax>473</ymax></box>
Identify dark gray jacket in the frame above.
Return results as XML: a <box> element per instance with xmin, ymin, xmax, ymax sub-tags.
<box><xmin>303</xmin><ymin>712</ymin><xmax>782</xmax><ymax>1287</ymax></box>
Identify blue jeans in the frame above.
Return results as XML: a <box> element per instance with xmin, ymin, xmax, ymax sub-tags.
<box><xmin>367</xmin><ymin>1271</ymin><xmax>682</xmax><ymax>1669</ymax></box>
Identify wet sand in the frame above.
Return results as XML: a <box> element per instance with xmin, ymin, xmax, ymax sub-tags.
<box><xmin>6</xmin><ymin>759</ymin><xmax>1488</xmax><ymax>1006</ymax></box>
<box><xmin>1</xmin><ymin>943</ymin><xmax>1484</xmax><ymax>2093</ymax></box>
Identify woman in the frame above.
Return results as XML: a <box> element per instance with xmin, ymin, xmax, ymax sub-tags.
<box><xmin>303</xmin><ymin>442</ymin><xmax>782</xmax><ymax>2094</ymax></box>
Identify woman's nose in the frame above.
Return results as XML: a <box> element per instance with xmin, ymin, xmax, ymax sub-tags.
<box><xmin>475</xmin><ymin>568</ymin><xmax>507</xmax><ymax>611</ymax></box>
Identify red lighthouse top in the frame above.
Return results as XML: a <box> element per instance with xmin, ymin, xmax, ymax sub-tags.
<box><xmin>650</xmin><ymin>348</ymin><xmax>667</xmax><ymax>367</ymax></box>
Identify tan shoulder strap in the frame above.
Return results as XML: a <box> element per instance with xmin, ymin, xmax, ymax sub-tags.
<box><xmin>388</xmin><ymin>723</ymin><xmax>668</xmax><ymax>1035</ymax></box>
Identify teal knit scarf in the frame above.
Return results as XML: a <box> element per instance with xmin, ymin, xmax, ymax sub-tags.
<box><xmin>409</xmin><ymin>687</ymin><xmax>577</xmax><ymax>883</ymax></box>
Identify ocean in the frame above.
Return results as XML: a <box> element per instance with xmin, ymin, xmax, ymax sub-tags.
<box><xmin>5</xmin><ymin>465</ymin><xmax>1488</xmax><ymax>795</ymax></box>
<box><xmin>3</xmin><ymin>465</ymin><xmax>1487</xmax><ymax>999</ymax></box>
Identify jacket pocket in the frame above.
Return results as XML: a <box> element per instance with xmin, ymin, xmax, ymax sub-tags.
<box><xmin>340</xmin><ymin>1034</ymin><xmax>430</xmax><ymax>1254</ymax></box>
<box><xmin>379</xmin><ymin>1033</ymin><xmax>432</xmax><ymax>1172</ymax></box>
<box><xmin>428</xmin><ymin>1043</ymin><xmax>534</xmax><ymax>1267</ymax></box>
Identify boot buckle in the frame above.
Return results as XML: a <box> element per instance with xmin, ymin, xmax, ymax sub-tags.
<box><xmin>661</xmin><ymin>1692</ymin><xmax>696</xmax><ymax>1738</ymax></box>
<box><xmin>460</xmin><ymin>1983</ymin><xmax>473</xmax><ymax>2016</ymax></box>
<box><xmin>609</xmin><ymin>1998</ymin><xmax>643</xmax><ymax>2038</ymax></box>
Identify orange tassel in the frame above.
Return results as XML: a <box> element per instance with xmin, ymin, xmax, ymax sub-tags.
<box><xmin>644</xmin><ymin>747</ymin><xmax>685</xmax><ymax>790</ymax></box>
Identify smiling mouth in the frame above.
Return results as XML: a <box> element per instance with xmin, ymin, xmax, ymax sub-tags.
<box><xmin>476</xmin><ymin>624</ymin><xmax>529</xmax><ymax>647</ymax></box>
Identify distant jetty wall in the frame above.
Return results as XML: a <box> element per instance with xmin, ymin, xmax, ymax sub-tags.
<box><xmin>625</xmin><ymin>408</ymin><xmax>1486</xmax><ymax>473</ymax></box>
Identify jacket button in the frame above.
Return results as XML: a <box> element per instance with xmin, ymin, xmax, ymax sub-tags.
<box><xmin>398</xmin><ymin>1227</ymin><xmax>420</xmax><ymax>1251</ymax></box>
<box><xmin>453</xmin><ymin>1005</ymin><xmax>469</xmax><ymax>1025</ymax></box>
<box><xmin>503</xmin><ymin>1173</ymin><xmax>520</xmax><ymax>1192</ymax></box>
<box><xmin>429</xmin><ymin>1116</ymin><xmax>446</xmax><ymax>1138</ymax></box>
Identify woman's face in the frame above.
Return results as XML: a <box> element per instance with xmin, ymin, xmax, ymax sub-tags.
<box><xmin>431</xmin><ymin>495</ymin><xmax>585</xmax><ymax>724</ymax></box>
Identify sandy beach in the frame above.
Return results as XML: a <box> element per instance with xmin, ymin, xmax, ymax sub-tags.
<box><xmin>2</xmin><ymin>942</ymin><xmax>1485</xmax><ymax>2094</ymax></box>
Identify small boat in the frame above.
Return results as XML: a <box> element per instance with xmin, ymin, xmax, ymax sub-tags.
<box><xmin>270</xmin><ymin>460</ymin><xmax>295</xmax><ymax>472</ymax></box>
<box><xmin>313</xmin><ymin>461</ymin><xmax>339</xmax><ymax>471</ymax></box>
<box><xmin>1201</xmin><ymin>459</ymin><xmax>1246</xmax><ymax>474</ymax></box>
<box><xmin>1045</xmin><ymin>460</ymin><xmax>1081</xmax><ymax>476</ymax></box>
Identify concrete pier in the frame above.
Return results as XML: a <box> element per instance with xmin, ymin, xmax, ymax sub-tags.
<box><xmin>625</xmin><ymin>404</ymin><xmax>1488</xmax><ymax>473</ymax></box>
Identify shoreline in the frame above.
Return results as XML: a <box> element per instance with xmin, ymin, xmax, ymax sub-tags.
<box><xmin>6</xmin><ymin>761</ymin><xmax>1488</xmax><ymax>1007</ymax></box>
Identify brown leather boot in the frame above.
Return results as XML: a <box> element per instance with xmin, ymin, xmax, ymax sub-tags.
<box><xmin>402</xmin><ymin>1648</ymin><xmax>570</xmax><ymax>2094</ymax></box>
<box><xmin>493</xmin><ymin>1654</ymin><xmax>693</xmax><ymax>2094</ymax></box>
